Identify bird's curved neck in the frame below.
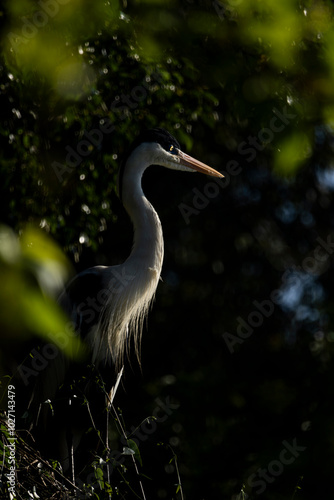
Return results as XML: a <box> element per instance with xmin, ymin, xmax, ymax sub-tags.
<box><xmin>121</xmin><ymin>152</ymin><xmax>164</xmax><ymax>272</ymax></box>
<box><xmin>90</xmin><ymin>152</ymin><xmax>164</xmax><ymax>366</ymax></box>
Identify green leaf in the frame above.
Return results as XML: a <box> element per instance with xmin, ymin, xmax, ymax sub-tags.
<box><xmin>126</xmin><ymin>439</ymin><xmax>143</xmax><ymax>466</ymax></box>
<box><xmin>274</xmin><ymin>132</ymin><xmax>311</xmax><ymax>176</ymax></box>
<box><xmin>94</xmin><ymin>466</ymin><xmax>104</xmax><ymax>489</ymax></box>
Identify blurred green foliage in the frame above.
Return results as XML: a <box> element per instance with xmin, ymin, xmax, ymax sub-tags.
<box><xmin>0</xmin><ymin>225</ymin><xmax>83</xmax><ymax>365</ymax></box>
<box><xmin>1</xmin><ymin>0</ymin><xmax>334</xmax><ymax>498</ymax></box>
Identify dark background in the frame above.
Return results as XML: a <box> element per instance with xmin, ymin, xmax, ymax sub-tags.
<box><xmin>1</xmin><ymin>0</ymin><xmax>334</xmax><ymax>498</ymax></box>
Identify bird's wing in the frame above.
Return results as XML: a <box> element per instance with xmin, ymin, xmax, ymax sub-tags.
<box><xmin>58</xmin><ymin>265</ymin><xmax>110</xmax><ymax>340</ymax></box>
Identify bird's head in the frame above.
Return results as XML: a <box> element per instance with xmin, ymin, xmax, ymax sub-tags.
<box><xmin>118</xmin><ymin>128</ymin><xmax>223</xmax><ymax>201</ymax></box>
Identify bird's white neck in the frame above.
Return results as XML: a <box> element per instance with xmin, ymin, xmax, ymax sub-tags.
<box><xmin>121</xmin><ymin>147</ymin><xmax>164</xmax><ymax>274</ymax></box>
<box><xmin>91</xmin><ymin>148</ymin><xmax>165</xmax><ymax>366</ymax></box>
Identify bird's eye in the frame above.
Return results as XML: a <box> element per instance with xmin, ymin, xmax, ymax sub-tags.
<box><xmin>169</xmin><ymin>145</ymin><xmax>176</xmax><ymax>154</ymax></box>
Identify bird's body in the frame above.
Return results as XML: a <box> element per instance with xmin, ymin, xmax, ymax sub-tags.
<box><xmin>60</xmin><ymin>209</ymin><xmax>163</xmax><ymax>366</ymax></box>
<box><xmin>58</xmin><ymin>128</ymin><xmax>222</xmax><ymax>367</ymax></box>
<box><xmin>28</xmin><ymin>128</ymin><xmax>223</xmax><ymax>472</ymax></box>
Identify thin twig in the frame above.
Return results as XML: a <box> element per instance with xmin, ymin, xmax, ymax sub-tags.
<box><xmin>167</xmin><ymin>444</ymin><xmax>184</xmax><ymax>500</ymax></box>
<box><xmin>68</xmin><ymin>397</ymin><xmax>75</xmax><ymax>485</ymax></box>
<box><xmin>291</xmin><ymin>476</ymin><xmax>303</xmax><ymax>499</ymax></box>
<box><xmin>83</xmin><ymin>395</ymin><xmax>106</xmax><ymax>448</ymax></box>
<box><xmin>110</xmin><ymin>403</ymin><xmax>147</xmax><ymax>500</ymax></box>
<box><xmin>103</xmin><ymin>366</ymin><xmax>146</xmax><ymax>499</ymax></box>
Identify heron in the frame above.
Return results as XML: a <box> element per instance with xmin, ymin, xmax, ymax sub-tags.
<box><xmin>29</xmin><ymin>127</ymin><xmax>223</xmax><ymax>473</ymax></box>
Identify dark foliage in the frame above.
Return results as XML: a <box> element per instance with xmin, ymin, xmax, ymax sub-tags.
<box><xmin>1</xmin><ymin>0</ymin><xmax>334</xmax><ymax>498</ymax></box>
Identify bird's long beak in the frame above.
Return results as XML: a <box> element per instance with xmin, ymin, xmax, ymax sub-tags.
<box><xmin>177</xmin><ymin>150</ymin><xmax>224</xmax><ymax>178</ymax></box>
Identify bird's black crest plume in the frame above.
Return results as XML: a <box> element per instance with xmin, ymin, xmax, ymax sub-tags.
<box><xmin>118</xmin><ymin>128</ymin><xmax>181</xmax><ymax>201</ymax></box>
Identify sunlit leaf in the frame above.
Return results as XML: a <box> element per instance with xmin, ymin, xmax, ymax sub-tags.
<box><xmin>3</xmin><ymin>0</ymin><xmax>117</xmax><ymax>96</ymax></box>
<box><xmin>20</xmin><ymin>290</ymin><xmax>85</xmax><ymax>359</ymax></box>
<box><xmin>274</xmin><ymin>132</ymin><xmax>311</xmax><ymax>176</ymax></box>
<box><xmin>126</xmin><ymin>439</ymin><xmax>143</xmax><ymax>466</ymax></box>
<box><xmin>0</xmin><ymin>225</ymin><xmax>20</xmax><ymax>263</ymax></box>
<box><xmin>20</xmin><ymin>226</ymin><xmax>69</xmax><ymax>268</ymax></box>
<box><xmin>0</xmin><ymin>225</ymin><xmax>84</xmax><ymax>358</ymax></box>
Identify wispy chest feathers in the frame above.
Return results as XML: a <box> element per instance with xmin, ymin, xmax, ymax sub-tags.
<box><xmin>88</xmin><ymin>194</ymin><xmax>164</xmax><ymax>366</ymax></box>
<box><xmin>89</xmin><ymin>256</ymin><xmax>162</xmax><ymax>367</ymax></box>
